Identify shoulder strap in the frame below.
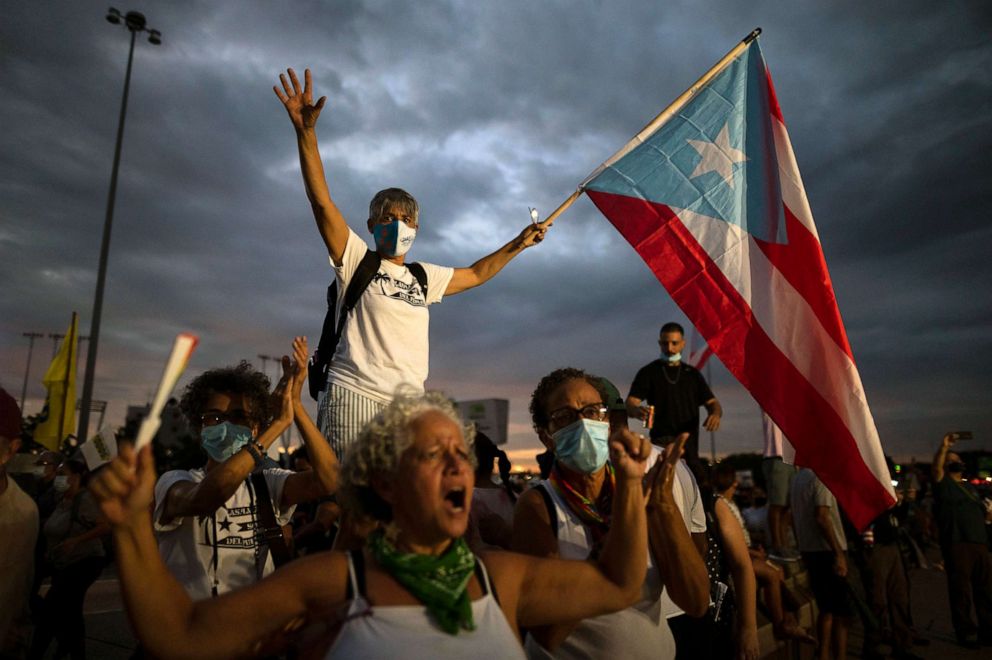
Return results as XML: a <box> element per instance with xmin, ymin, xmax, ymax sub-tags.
<box><xmin>406</xmin><ymin>262</ymin><xmax>428</xmax><ymax>298</ymax></box>
<box><xmin>345</xmin><ymin>548</ymin><xmax>367</xmax><ymax>599</ymax></box>
<box><xmin>333</xmin><ymin>249</ymin><xmax>382</xmax><ymax>355</ymax></box>
<box><xmin>249</xmin><ymin>472</ymin><xmax>293</xmax><ymax>568</ymax></box>
<box><xmin>473</xmin><ymin>556</ymin><xmax>502</xmax><ymax>606</ymax></box>
<box><xmin>342</xmin><ymin>249</ymin><xmax>382</xmax><ymax>313</ymax></box>
<box><xmin>536</xmin><ymin>483</ymin><xmax>559</xmax><ymax>539</ymax></box>
<box><xmin>309</xmin><ymin>250</ymin><xmax>382</xmax><ymax>401</ymax></box>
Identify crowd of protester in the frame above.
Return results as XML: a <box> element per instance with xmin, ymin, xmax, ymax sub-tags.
<box><xmin>1</xmin><ymin>66</ymin><xmax>990</xmax><ymax>660</ymax></box>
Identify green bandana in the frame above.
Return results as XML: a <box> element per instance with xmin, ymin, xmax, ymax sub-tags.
<box><xmin>367</xmin><ymin>530</ymin><xmax>476</xmax><ymax>634</ymax></box>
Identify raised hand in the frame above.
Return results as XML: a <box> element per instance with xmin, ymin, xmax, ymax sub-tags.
<box><xmin>273</xmin><ymin>68</ymin><xmax>326</xmax><ymax>132</ymax></box>
<box><xmin>645</xmin><ymin>433</ymin><xmax>688</xmax><ymax>509</ymax></box>
<box><xmin>514</xmin><ymin>221</ymin><xmax>550</xmax><ymax>250</ymax></box>
<box><xmin>269</xmin><ymin>359</ymin><xmax>294</xmax><ymax>428</ymax></box>
<box><xmin>287</xmin><ymin>336</ymin><xmax>308</xmax><ymax>404</ymax></box>
<box><xmin>89</xmin><ymin>443</ymin><xmax>157</xmax><ymax>528</ymax></box>
<box><xmin>608</xmin><ymin>428</ymin><xmax>652</xmax><ymax>481</ymax></box>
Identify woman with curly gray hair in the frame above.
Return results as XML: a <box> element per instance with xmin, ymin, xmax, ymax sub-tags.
<box><xmin>91</xmin><ymin>389</ymin><xmax>686</xmax><ymax>658</ymax></box>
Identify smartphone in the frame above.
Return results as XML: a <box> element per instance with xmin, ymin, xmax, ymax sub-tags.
<box><xmin>952</xmin><ymin>431</ymin><xmax>973</xmax><ymax>440</ymax></box>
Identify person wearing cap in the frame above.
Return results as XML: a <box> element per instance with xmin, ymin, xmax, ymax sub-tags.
<box><xmin>0</xmin><ymin>387</ymin><xmax>39</xmax><ymax>657</ymax></box>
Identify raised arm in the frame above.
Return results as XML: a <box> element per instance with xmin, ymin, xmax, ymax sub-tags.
<box><xmin>90</xmin><ymin>444</ymin><xmax>349</xmax><ymax>660</ymax></box>
<box><xmin>274</xmin><ymin>68</ymin><xmax>350</xmax><ymax>265</ymax></box>
<box><xmin>646</xmin><ymin>435</ymin><xmax>710</xmax><ymax>617</ymax></box>
<box><xmin>445</xmin><ymin>221</ymin><xmax>549</xmax><ymax>296</ymax></box>
<box><xmin>932</xmin><ymin>432</ymin><xmax>955</xmax><ymax>482</ymax></box>
<box><xmin>489</xmin><ymin>428</ymin><xmax>651</xmax><ymax>629</ymax></box>
<box><xmin>160</xmin><ymin>379</ymin><xmax>293</xmax><ymax>523</ymax></box>
<box><xmin>281</xmin><ymin>336</ymin><xmax>339</xmax><ymax>507</ymax></box>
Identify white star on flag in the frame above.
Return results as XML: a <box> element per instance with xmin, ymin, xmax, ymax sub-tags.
<box><xmin>687</xmin><ymin>123</ymin><xmax>747</xmax><ymax>188</ymax></box>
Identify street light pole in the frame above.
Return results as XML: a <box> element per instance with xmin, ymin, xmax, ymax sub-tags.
<box><xmin>78</xmin><ymin>8</ymin><xmax>161</xmax><ymax>442</ymax></box>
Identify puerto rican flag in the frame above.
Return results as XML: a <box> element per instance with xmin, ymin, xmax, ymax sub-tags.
<box><xmin>582</xmin><ymin>38</ymin><xmax>895</xmax><ymax>528</ymax></box>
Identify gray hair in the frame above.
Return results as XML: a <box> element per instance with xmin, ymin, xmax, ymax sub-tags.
<box><xmin>339</xmin><ymin>389</ymin><xmax>475</xmax><ymax>521</ymax></box>
<box><xmin>368</xmin><ymin>188</ymin><xmax>419</xmax><ymax>223</ymax></box>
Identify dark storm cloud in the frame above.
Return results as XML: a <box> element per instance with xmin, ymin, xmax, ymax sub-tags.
<box><xmin>2</xmin><ymin>0</ymin><xmax>989</xmax><ymax>462</ymax></box>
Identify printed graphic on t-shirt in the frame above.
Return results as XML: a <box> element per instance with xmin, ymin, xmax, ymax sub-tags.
<box><xmin>371</xmin><ymin>270</ymin><xmax>426</xmax><ymax>307</ymax></box>
<box><xmin>204</xmin><ymin>504</ymin><xmax>259</xmax><ymax>550</ymax></box>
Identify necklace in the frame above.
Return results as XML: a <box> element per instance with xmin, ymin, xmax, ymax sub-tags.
<box><xmin>662</xmin><ymin>363</ymin><xmax>681</xmax><ymax>385</ymax></box>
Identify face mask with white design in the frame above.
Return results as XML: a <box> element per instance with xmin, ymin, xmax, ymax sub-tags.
<box><xmin>373</xmin><ymin>220</ymin><xmax>417</xmax><ymax>257</ymax></box>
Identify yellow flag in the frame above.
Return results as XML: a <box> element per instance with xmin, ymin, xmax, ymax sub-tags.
<box><xmin>34</xmin><ymin>313</ymin><xmax>79</xmax><ymax>451</ymax></box>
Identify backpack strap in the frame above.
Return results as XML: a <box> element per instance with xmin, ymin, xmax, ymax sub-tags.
<box><xmin>536</xmin><ymin>483</ymin><xmax>559</xmax><ymax>539</ymax></box>
<box><xmin>309</xmin><ymin>250</ymin><xmax>382</xmax><ymax>401</ymax></box>
<box><xmin>342</xmin><ymin>250</ymin><xmax>383</xmax><ymax>313</ymax></box>
<box><xmin>250</xmin><ymin>471</ymin><xmax>293</xmax><ymax>568</ymax></box>
<box><xmin>406</xmin><ymin>262</ymin><xmax>428</xmax><ymax>299</ymax></box>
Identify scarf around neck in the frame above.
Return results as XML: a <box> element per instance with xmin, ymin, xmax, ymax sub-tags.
<box><xmin>367</xmin><ymin>529</ymin><xmax>477</xmax><ymax>634</ymax></box>
<box><xmin>549</xmin><ymin>462</ymin><xmax>616</xmax><ymax>551</ymax></box>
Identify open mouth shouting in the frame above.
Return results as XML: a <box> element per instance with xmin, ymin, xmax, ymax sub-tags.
<box><xmin>443</xmin><ymin>486</ymin><xmax>467</xmax><ymax>513</ymax></box>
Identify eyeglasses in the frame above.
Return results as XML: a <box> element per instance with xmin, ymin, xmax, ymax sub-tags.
<box><xmin>547</xmin><ymin>403</ymin><xmax>608</xmax><ymax>429</ymax></box>
<box><xmin>199</xmin><ymin>410</ymin><xmax>252</xmax><ymax>427</ymax></box>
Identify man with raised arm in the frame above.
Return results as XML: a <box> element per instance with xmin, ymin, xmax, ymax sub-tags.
<box><xmin>274</xmin><ymin>68</ymin><xmax>549</xmax><ymax>456</ymax></box>
<box><xmin>931</xmin><ymin>432</ymin><xmax>992</xmax><ymax>649</ymax></box>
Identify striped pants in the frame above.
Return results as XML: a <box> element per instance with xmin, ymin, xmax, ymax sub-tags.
<box><xmin>316</xmin><ymin>382</ymin><xmax>386</xmax><ymax>458</ymax></box>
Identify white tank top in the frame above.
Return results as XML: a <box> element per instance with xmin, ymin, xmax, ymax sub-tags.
<box><xmin>524</xmin><ymin>482</ymin><xmax>676</xmax><ymax>660</ymax></box>
<box><xmin>325</xmin><ymin>551</ymin><xmax>525</xmax><ymax>660</ymax></box>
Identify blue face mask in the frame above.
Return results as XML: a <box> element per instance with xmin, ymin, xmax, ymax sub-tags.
<box><xmin>373</xmin><ymin>220</ymin><xmax>417</xmax><ymax>257</ymax></box>
<box><xmin>662</xmin><ymin>351</ymin><xmax>682</xmax><ymax>364</ymax></box>
<box><xmin>200</xmin><ymin>422</ymin><xmax>254</xmax><ymax>462</ymax></box>
<box><xmin>552</xmin><ymin>419</ymin><xmax>610</xmax><ymax>474</ymax></box>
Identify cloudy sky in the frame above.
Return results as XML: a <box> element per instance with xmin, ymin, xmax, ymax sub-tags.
<box><xmin>2</xmin><ymin>0</ymin><xmax>990</xmax><ymax>466</ymax></box>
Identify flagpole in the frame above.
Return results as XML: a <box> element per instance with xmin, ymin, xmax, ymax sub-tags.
<box><xmin>580</xmin><ymin>27</ymin><xmax>762</xmax><ymax>187</ymax></box>
<box><xmin>540</xmin><ymin>28</ymin><xmax>762</xmax><ymax>225</ymax></box>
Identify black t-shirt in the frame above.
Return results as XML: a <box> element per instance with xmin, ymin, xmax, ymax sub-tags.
<box><xmin>628</xmin><ymin>360</ymin><xmax>714</xmax><ymax>442</ymax></box>
<box><xmin>933</xmin><ymin>475</ymin><xmax>989</xmax><ymax>546</ymax></box>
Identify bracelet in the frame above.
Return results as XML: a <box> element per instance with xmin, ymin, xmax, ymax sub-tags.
<box><xmin>244</xmin><ymin>441</ymin><xmax>265</xmax><ymax>467</ymax></box>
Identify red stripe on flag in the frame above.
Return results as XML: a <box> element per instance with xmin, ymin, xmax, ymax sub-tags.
<box><xmin>765</xmin><ymin>65</ymin><xmax>784</xmax><ymax>123</ymax></box>
<box><xmin>587</xmin><ymin>189</ymin><xmax>895</xmax><ymax>528</ymax></box>
<box><xmin>754</xmin><ymin>206</ymin><xmax>854</xmax><ymax>359</ymax></box>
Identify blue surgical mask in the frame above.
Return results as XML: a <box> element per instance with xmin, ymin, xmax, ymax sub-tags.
<box><xmin>373</xmin><ymin>220</ymin><xmax>417</xmax><ymax>257</ymax></box>
<box><xmin>200</xmin><ymin>422</ymin><xmax>254</xmax><ymax>462</ymax></box>
<box><xmin>53</xmin><ymin>475</ymin><xmax>71</xmax><ymax>493</ymax></box>
<box><xmin>662</xmin><ymin>351</ymin><xmax>682</xmax><ymax>364</ymax></box>
<box><xmin>552</xmin><ymin>419</ymin><xmax>610</xmax><ymax>474</ymax></box>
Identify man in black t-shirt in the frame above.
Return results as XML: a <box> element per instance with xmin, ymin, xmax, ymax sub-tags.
<box><xmin>625</xmin><ymin>322</ymin><xmax>722</xmax><ymax>465</ymax></box>
<box><xmin>931</xmin><ymin>432</ymin><xmax>992</xmax><ymax>649</ymax></box>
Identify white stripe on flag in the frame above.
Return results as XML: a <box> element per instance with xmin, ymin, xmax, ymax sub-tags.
<box><xmin>674</xmin><ymin>206</ymin><xmax>890</xmax><ymax>486</ymax></box>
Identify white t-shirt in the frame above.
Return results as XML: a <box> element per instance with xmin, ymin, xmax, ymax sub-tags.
<box><xmin>153</xmin><ymin>468</ymin><xmax>296</xmax><ymax>600</ymax></box>
<box><xmin>762</xmin><ymin>412</ymin><xmax>795</xmax><ymax>462</ymax></box>
<box><xmin>790</xmin><ymin>468</ymin><xmax>847</xmax><ymax>553</ymax></box>
<box><xmin>327</xmin><ymin>229</ymin><xmax>454</xmax><ymax>403</ymax></box>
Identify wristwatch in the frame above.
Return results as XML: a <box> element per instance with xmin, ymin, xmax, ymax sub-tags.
<box><xmin>244</xmin><ymin>440</ymin><xmax>266</xmax><ymax>466</ymax></box>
